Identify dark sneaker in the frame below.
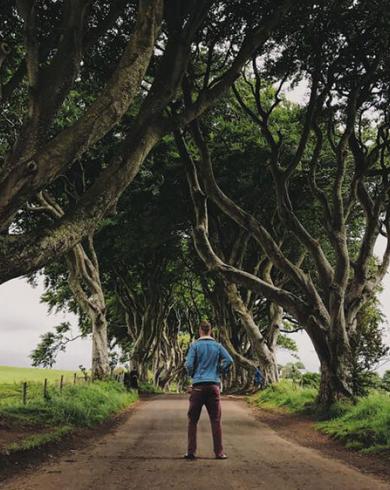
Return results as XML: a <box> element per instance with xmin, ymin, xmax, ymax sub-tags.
<box><xmin>215</xmin><ymin>454</ymin><xmax>228</xmax><ymax>460</ymax></box>
<box><xmin>184</xmin><ymin>453</ymin><xmax>196</xmax><ymax>460</ymax></box>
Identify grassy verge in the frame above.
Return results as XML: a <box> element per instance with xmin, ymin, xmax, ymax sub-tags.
<box><xmin>138</xmin><ymin>381</ymin><xmax>163</xmax><ymax>394</ymax></box>
<box><xmin>0</xmin><ymin>381</ymin><xmax>138</xmax><ymax>454</ymax></box>
<box><xmin>249</xmin><ymin>380</ymin><xmax>390</xmax><ymax>453</ymax></box>
<box><xmin>248</xmin><ymin>379</ymin><xmax>317</xmax><ymax>412</ymax></box>
<box><xmin>318</xmin><ymin>394</ymin><xmax>390</xmax><ymax>453</ymax></box>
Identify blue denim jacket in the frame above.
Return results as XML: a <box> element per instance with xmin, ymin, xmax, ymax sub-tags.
<box><xmin>185</xmin><ymin>338</ymin><xmax>233</xmax><ymax>385</ymax></box>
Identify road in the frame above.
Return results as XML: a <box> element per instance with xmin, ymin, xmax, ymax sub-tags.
<box><xmin>2</xmin><ymin>395</ymin><xmax>389</xmax><ymax>490</ymax></box>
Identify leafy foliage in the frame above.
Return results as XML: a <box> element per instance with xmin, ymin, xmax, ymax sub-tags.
<box><xmin>301</xmin><ymin>372</ymin><xmax>321</xmax><ymax>388</ymax></box>
<box><xmin>30</xmin><ymin>322</ymin><xmax>82</xmax><ymax>368</ymax></box>
<box><xmin>350</xmin><ymin>298</ymin><xmax>390</xmax><ymax>396</ymax></box>
<box><xmin>280</xmin><ymin>362</ymin><xmax>305</xmax><ymax>382</ymax></box>
<box><xmin>381</xmin><ymin>370</ymin><xmax>390</xmax><ymax>392</ymax></box>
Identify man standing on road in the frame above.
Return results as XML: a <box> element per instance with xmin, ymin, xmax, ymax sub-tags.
<box><xmin>184</xmin><ymin>320</ymin><xmax>233</xmax><ymax>460</ymax></box>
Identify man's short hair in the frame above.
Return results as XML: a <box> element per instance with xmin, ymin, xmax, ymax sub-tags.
<box><xmin>199</xmin><ymin>320</ymin><xmax>211</xmax><ymax>334</ymax></box>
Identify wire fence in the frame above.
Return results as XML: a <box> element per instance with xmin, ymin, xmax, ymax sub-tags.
<box><xmin>6</xmin><ymin>372</ymin><xmax>126</xmax><ymax>406</ymax></box>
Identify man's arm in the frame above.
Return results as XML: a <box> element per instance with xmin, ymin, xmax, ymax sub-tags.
<box><xmin>185</xmin><ymin>343</ymin><xmax>197</xmax><ymax>377</ymax></box>
<box><xmin>219</xmin><ymin>344</ymin><xmax>233</xmax><ymax>372</ymax></box>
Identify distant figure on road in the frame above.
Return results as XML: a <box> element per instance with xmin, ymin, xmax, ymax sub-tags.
<box><xmin>254</xmin><ymin>366</ymin><xmax>264</xmax><ymax>390</ymax></box>
<box><xmin>184</xmin><ymin>320</ymin><xmax>233</xmax><ymax>460</ymax></box>
<box><xmin>129</xmin><ymin>368</ymin><xmax>139</xmax><ymax>390</ymax></box>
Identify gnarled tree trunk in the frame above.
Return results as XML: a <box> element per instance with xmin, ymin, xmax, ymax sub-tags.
<box><xmin>305</xmin><ymin>319</ymin><xmax>353</xmax><ymax>406</ymax></box>
<box><xmin>224</xmin><ymin>282</ymin><xmax>279</xmax><ymax>384</ymax></box>
<box><xmin>28</xmin><ymin>192</ymin><xmax>110</xmax><ymax>379</ymax></box>
<box><xmin>66</xmin><ymin>240</ymin><xmax>110</xmax><ymax>379</ymax></box>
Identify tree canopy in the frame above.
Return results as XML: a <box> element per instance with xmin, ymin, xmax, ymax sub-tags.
<box><xmin>2</xmin><ymin>0</ymin><xmax>390</xmax><ymax>404</ymax></box>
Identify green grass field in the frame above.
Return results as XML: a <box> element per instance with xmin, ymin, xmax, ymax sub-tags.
<box><xmin>0</xmin><ymin>365</ymin><xmax>77</xmax><ymax>384</ymax></box>
<box><xmin>0</xmin><ymin>367</ymin><xmax>139</xmax><ymax>454</ymax></box>
<box><xmin>0</xmin><ymin>365</ymin><xmax>85</xmax><ymax>408</ymax></box>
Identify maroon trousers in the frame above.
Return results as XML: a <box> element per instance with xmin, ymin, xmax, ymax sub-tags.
<box><xmin>187</xmin><ymin>383</ymin><xmax>223</xmax><ymax>457</ymax></box>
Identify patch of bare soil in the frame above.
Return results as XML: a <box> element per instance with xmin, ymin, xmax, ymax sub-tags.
<box><xmin>0</xmin><ymin>418</ymin><xmax>40</xmax><ymax>451</ymax></box>
<box><xmin>251</xmin><ymin>406</ymin><xmax>390</xmax><ymax>481</ymax></box>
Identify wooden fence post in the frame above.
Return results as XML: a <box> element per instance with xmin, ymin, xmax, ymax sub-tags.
<box><xmin>43</xmin><ymin>378</ymin><xmax>48</xmax><ymax>400</ymax></box>
<box><xmin>22</xmin><ymin>382</ymin><xmax>27</xmax><ymax>405</ymax></box>
<box><xmin>73</xmin><ymin>373</ymin><xmax>77</xmax><ymax>385</ymax></box>
<box><xmin>60</xmin><ymin>375</ymin><xmax>64</xmax><ymax>393</ymax></box>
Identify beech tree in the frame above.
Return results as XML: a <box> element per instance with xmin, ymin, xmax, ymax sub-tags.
<box><xmin>179</xmin><ymin>0</ymin><xmax>390</xmax><ymax>405</ymax></box>
<box><xmin>32</xmin><ymin>228</ymin><xmax>110</xmax><ymax>378</ymax></box>
<box><xmin>175</xmin><ymin>85</ymin><xmax>314</xmax><ymax>385</ymax></box>
<box><xmin>7</xmin><ymin>1</ymin><xmax>389</xmax><ymax>401</ymax></box>
<box><xmin>0</xmin><ymin>0</ymin><xmax>301</xmax><ymax>379</ymax></box>
<box><xmin>33</xmin><ymin>146</ymin><xmax>199</xmax><ymax>386</ymax></box>
<box><xmin>26</xmin><ymin>189</ymin><xmax>110</xmax><ymax>378</ymax></box>
<box><xmin>0</xmin><ymin>0</ymin><xmax>297</xmax><ymax>284</ymax></box>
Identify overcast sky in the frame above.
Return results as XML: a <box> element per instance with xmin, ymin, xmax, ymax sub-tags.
<box><xmin>0</xmin><ymin>277</ymin><xmax>91</xmax><ymax>371</ymax></box>
<box><xmin>1</xmin><ymin>82</ymin><xmax>389</xmax><ymax>374</ymax></box>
